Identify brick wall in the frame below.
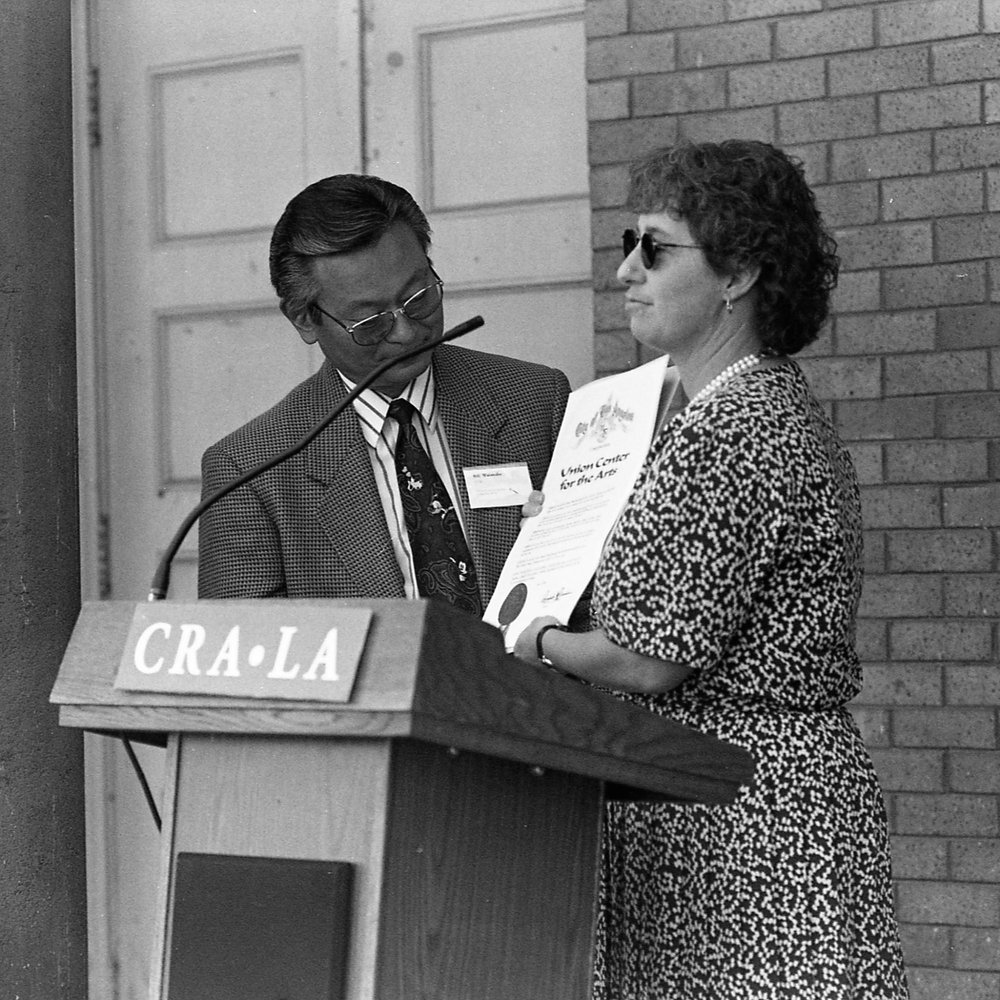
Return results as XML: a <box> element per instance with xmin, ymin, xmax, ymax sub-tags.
<box><xmin>585</xmin><ymin>1</ymin><xmax>1000</xmax><ymax>996</ymax></box>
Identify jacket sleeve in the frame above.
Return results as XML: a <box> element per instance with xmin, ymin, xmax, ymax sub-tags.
<box><xmin>549</xmin><ymin>367</ymin><xmax>572</xmax><ymax>452</ymax></box>
<box><xmin>197</xmin><ymin>443</ymin><xmax>287</xmax><ymax>598</ymax></box>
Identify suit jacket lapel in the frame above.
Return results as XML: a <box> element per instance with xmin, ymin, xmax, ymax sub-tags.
<box><xmin>302</xmin><ymin>365</ymin><xmax>405</xmax><ymax>597</ymax></box>
<box><xmin>434</xmin><ymin>350</ymin><xmax>522</xmax><ymax>599</ymax></box>
<box><xmin>296</xmin><ymin>351</ymin><xmax>534</xmax><ymax>602</ymax></box>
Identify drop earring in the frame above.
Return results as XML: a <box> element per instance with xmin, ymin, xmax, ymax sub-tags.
<box><xmin>725</xmin><ymin>295</ymin><xmax>733</xmax><ymax>314</ymax></box>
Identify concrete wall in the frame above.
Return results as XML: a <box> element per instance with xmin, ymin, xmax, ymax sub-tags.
<box><xmin>0</xmin><ymin>0</ymin><xmax>88</xmax><ymax>995</ymax></box>
<box><xmin>585</xmin><ymin>1</ymin><xmax>999</xmax><ymax>997</ymax></box>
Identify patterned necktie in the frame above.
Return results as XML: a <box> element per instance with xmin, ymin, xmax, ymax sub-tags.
<box><xmin>388</xmin><ymin>399</ymin><xmax>483</xmax><ymax>615</ymax></box>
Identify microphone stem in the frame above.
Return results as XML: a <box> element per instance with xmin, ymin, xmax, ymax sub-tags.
<box><xmin>148</xmin><ymin>316</ymin><xmax>485</xmax><ymax>600</ymax></box>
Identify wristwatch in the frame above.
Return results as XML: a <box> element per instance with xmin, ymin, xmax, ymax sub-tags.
<box><xmin>535</xmin><ymin>623</ymin><xmax>567</xmax><ymax>668</ymax></box>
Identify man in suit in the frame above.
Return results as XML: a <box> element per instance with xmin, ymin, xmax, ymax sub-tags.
<box><xmin>198</xmin><ymin>174</ymin><xmax>570</xmax><ymax>607</ymax></box>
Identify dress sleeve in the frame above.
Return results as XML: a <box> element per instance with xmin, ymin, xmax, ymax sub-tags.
<box><xmin>597</xmin><ymin>410</ymin><xmax>794</xmax><ymax>671</ymax></box>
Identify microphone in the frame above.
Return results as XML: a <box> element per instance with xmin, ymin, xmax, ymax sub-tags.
<box><xmin>148</xmin><ymin>315</ymin><xmax>486</xmax><ymax>601</ymax></box>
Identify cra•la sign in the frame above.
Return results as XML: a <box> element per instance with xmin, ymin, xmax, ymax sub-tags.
<box><xmin>114</xmin><ymin>603</ymin><xmax>372</xmax><ymax>702</ymax></box>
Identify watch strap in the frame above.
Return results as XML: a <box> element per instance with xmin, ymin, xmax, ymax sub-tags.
<box><xmin>535</xmin><ymin>623</ymin><xmax>567</xmax><ymax>667</ymax></box>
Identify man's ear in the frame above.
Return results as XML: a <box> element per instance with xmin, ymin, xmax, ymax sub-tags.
<box><xmin>724</xmin><ymin>262</ymin><xmax>761</xmax><ymax>305</ymax></box>
<box><xmin>282</xmin><ymin>302</ymin><xmax>319</xmax><ymax>345</ymax></box>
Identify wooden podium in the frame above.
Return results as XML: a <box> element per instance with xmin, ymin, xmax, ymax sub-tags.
<box><xmin>51</xmin><ymin>598</ymin><xmax>754</xmax><ymax>1000</ymax></box>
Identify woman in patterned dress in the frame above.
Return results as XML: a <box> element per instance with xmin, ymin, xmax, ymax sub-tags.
<box><xmin>514</xmin><ymin>140</ymin><xmax>909</xmax><ymax>999</ymax></box>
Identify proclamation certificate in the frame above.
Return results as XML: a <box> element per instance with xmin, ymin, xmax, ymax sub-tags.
<box><xmin>484</xmin><ymin>356</ymin><xmax>677</xmax><ymax>650</ymax></box>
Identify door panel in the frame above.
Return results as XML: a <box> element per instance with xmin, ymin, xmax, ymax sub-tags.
<box><xmin>364</xmin><ymin>0</ymin><xmax>594</xmax><ymax>387</ymax></box>
<box><xmin>98</xmin><ymin>0</ymin><xmax>360</xmax><ymax>604</ymax></box>
<box><xmin>90</xmin><ymin>3</ymin><xmax>361</xmax><ymax>997</ymax></box>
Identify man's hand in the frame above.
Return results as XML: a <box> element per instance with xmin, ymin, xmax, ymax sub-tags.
<box><xmin>519</xmin><ymin>490</ymin><xmax>544</xmax><ymax>528</ymax></box>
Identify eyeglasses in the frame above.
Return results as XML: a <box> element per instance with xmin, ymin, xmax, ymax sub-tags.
<box><xmin>622</xmin><ymin>229</ymin><xmax>701</xmax><ymax>269</ymax></box>
<box><xmin>314</xmin><ymin>268</ymin><xmax>444</xmax><ymax>346</ymax></box>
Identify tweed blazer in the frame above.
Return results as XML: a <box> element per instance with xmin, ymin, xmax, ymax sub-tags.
<box><xmin>198</xmin><ymin>344</ymin><xmax>571</xmax><ymax>603</ymax></box>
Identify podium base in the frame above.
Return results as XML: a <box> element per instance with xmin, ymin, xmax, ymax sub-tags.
<box><xmin>155</xmin><ymin>733</ymin><xmax>602</xmax><ymax>1000</ymax></box>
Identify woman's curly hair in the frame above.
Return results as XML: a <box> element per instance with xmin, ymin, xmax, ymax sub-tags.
<box><xmin>627</xmin><ymin>140</ymin><xmax>839</xmax><ymax>355</ymax></box>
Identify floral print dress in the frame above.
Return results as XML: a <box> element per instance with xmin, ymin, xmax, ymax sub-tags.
<box><xmin>591</xmin><ymin>362</ymin><xmax>908</xmax><ymax>1000</ymax></box>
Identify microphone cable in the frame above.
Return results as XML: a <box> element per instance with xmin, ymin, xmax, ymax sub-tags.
<box><xmin>121</xmin><ymin>734</ymin><xmax>163</xmax><ymax>832</ymax></box>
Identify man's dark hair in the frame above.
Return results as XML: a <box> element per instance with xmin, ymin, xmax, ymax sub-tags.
<box><xmin>269</xmin><ymin>174</ymin><xmax>432</xmax><ymax>323</ymax></box>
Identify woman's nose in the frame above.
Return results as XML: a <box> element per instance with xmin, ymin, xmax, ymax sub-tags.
<box><xmin>617</xmin><ymin>251</ymin><xmax>640</xmax><ymax>285</ymax></box>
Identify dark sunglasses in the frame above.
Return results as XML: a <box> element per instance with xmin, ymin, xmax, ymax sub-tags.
<box><xmin>622</xmin><ymin>228</ymin><xmax>701</xmax><ymax>269</ymax></box>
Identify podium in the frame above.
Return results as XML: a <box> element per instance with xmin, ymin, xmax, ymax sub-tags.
<box><xmin>51</xmin><ymin>598</ymin><xmax>754</xmax><ymax>1000</ymax></box>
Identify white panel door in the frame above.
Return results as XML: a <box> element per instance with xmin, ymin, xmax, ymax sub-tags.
<box><xmin>87</xmin><ymin>4</ymin><xmax>362</xmax><ymax>998</ymax></box>
<box><xmin>364</xmin><ymin>0</ymin><xmax>594</xmax><ymax>388</ymax></box>
<box><xmin>84</xmin><ymin>2</ymin><xmax>592</xmax><ymax>997</ymax></box>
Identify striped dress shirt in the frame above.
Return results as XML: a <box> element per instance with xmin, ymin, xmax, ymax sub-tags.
<box><xmin>342</xmin><ymin>367</ymin><xmax>470</xmax><ymax>599</ymax></box>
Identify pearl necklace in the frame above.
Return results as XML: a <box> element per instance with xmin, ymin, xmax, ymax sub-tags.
<box><xmin>687</xmin><ymin>354</ymin><xmax>760</xmax><ymax>407</ymax></box>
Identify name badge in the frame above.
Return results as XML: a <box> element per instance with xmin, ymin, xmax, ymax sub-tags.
<box><xmin>463</xmin><ymin>463</ymin><xmax>534</xmax><ymax>508</ymax></box>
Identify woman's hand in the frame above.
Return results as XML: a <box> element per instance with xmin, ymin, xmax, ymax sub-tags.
<box><xmin>512</xmin><ymin>614</ymin><xmax>561</xmax><ymax>663</ymax></box>
<box><xmin>514</xmin><ymin>616</ymin><xmax>693</xmax><ymax>695</ymax></box>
